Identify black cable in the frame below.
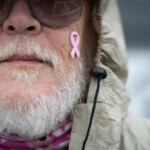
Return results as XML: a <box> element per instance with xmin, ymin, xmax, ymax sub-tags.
<box><xmin>82</xmin><ymin>68</ymin><xmax>107</xmax><ymax>150</ymax></box>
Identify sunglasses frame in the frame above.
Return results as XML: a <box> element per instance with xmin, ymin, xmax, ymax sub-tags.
<box><xmin>2</xmin><ymin>0</ymin><xmax>83</xmax><ymax>28</ymax></box>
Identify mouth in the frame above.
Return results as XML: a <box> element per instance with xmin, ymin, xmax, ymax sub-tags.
<box><xmin>0</xmin><ymin>55</ymin><xmax>49</xmax><ymax>66</ymax></box>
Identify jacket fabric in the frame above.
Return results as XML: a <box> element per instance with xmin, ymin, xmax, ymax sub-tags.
<box><xmin>69</xmin><ymin>0</ymin><xmax>150</xmax><ymax>150</ymax></box>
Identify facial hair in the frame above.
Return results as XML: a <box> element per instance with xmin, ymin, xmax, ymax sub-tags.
<box><xmin>0</xmin><ymin>36</ymin><xmax>88</xmax><ymax>139</ymax></box>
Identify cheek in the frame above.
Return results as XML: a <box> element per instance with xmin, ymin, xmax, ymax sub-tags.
<box><xmin>43</xmin><ymin>27</ymin><xmax>72</xmax><ymax>53</ymax></box>
<box><xmin>32</xmin><ymin>27</ymin><xmax>75</xmax><ymax>63</ymax></box>
<box><xmin>41</xmin><ymin>27</ymin><xmax>82</xmax><ymax>61</ymax></box>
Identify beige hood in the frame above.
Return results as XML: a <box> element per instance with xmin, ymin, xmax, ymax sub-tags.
<box><xmin>69</xmin><ymin>0</ymin><xmax>131</xmax><ymax>149</ymax></box>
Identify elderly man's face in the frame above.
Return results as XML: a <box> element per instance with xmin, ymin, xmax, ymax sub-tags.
<box><xmin>0</xmin><ymin>0</ymin><xmax>96</xmax><ymax>139</ymax></box>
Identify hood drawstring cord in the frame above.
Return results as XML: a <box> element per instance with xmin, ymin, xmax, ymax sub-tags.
<box><xmin>82</xmin><ymin>68</ymin><xmax>107</xmax><ymax>150</ymax></box>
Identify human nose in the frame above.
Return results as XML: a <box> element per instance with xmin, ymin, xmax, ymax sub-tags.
<box><xmin>3</xmin><ymin>0</ymin><xmax>41</xmax><ymax>35</ymax></box>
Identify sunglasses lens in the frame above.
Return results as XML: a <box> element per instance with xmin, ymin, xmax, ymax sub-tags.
<box><xmin>31</xmin><ymin>0</ymin><xmax>82</xmax><ymax>27</ymax></box>
<box><xmin>0</xmin><ymin>0</ymin><xmax>11</xmax><ymax>24</ymax></box>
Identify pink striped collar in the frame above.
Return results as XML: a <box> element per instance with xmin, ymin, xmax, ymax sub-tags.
<box><xmin>0</xmin><ymin>119</ymin><xmax>73</xmax><ymax>150</ymax></box>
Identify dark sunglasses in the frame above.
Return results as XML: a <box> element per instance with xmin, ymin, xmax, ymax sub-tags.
<box><xmin>0</xmin><ymin>0</ymin><xmax>83</xmax><ymax>28</ymax></box>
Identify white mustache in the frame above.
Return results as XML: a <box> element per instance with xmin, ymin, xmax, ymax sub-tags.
<box><xmin>0</xmin><ymin>36</ymin><xmax>59</xmax><ymax>70</ymax></box>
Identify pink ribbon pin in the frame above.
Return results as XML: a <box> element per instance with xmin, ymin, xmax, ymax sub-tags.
<box><xmin>70</xmin><ymin>31</ymin><xmax>80</xmax><ymax>59</ymax></box>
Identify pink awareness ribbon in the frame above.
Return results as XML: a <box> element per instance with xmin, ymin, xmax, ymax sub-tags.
<box><xmin>70</xmin><ymin>31</ymin><xmax>80</xmax><ymax>59</ymax></box>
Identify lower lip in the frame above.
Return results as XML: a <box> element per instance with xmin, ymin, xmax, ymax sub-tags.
<box><xmin>4</xmin><ymin>61</ymin><xmax>44</xmax><ymax>66</ymax></box>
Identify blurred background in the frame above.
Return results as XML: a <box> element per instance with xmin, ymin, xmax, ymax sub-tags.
<box><xmin>118</xmin><ymin>0</ymin><xmax>150</xmax><ymax>118</ymax></box>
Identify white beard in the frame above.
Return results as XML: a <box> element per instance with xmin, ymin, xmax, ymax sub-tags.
<box><xmin>0</xmin><ymin>36</ymin><xmax>88</xmax><ymax>139</ymax></box>
<box><xmin>0</xmin><ymin>66</ymin><xmax>85</xmax><ymax>139</ymax></box>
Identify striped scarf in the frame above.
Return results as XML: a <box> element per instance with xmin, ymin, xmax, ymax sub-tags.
<box><xmin>0</xmin><ymin>119</ymin><xmax>72</xmax><ymax>150</ymax></box>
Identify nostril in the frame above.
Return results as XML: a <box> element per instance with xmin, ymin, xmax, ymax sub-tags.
<box><xmin>8</xmin><ymin>26</ymin><xmax>15</xmax><ymax>31</ymax></box>
<box><xmin>27</xmin><ymin>26</ymin><xmax>35</xmax><ymax>31</ymax></box>
<box><xmin>3</xmin><ymin>17</ymin><xmax>41</xmax><ymax>34</ymax></box>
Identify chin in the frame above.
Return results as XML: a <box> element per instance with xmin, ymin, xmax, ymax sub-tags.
<box><xmin>0</xmin><ymin>62</ymin><xmax>59</xmax><ymax>102</ymax></box>
<box><xmin>0</xmin><ymin>62</ymin><xmax>86</xmax><ymax>139</ymax></box>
